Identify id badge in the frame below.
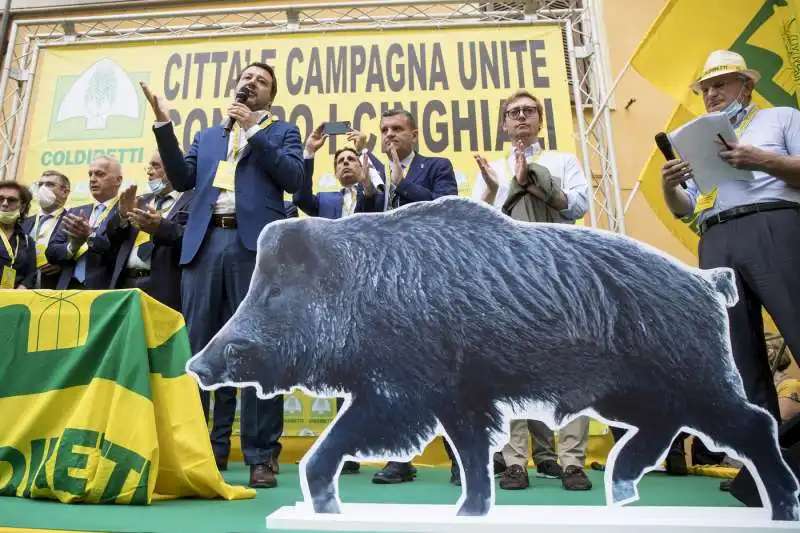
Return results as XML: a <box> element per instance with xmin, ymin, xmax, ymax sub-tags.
<box><xmin>1</xmin><ymin>265</ymin><xmax>16</xmax><ymax>289</ymax></box>
<box><xmin>694</xmin><ymin>187</ymin><xmax>718</xmax><ymax>214</ymax></box>
<box><xmin>36</xmin><ymin>244</ymin><xmax>48</xmax><ymax>268</ymax></box>
<box><xmin>213</xmin><ymin>161</ymin><xmax>237</xmax><ymax>191</ymax></box>
<box><xmin>133</xmin><ymin>230</ymin><xmax>151</xmax><ymax>248</ymax></box>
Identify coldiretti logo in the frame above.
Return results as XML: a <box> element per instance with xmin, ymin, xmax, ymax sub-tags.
<box><xmin>0</xmin><ymin>428</ymin><xmax>151</xmax><ymax>503</ymax></box>
<box><xmin>48</xmin><ymin>58</ymin><xmax>148</xmax><ymax>141</ymax></box>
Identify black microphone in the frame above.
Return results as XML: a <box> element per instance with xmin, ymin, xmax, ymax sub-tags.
<box><xmin>222</xmin><ymin>87</ymin><xmax>251</xmax><ymax>136</ymax></box>
<box><xmin>655</xmin><ymin>132</ymin><xmax>687</xmax><ymax>189</ymax></box>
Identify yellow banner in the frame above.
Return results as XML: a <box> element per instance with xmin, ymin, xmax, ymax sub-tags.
<box><xmin>19</xmin><ymin>25</ymin><xmax>574</xmax><ymax>207</ymax></box>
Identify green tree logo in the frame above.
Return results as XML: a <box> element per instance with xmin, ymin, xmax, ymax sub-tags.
<box><xmin>49</xmin><ymin>58</ymin><xmax>147</xmax><ymax>141</ymax></box>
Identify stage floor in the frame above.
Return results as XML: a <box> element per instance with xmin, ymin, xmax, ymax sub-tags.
<box><xmin>0</xmin><ymin>464</ymin><xmax>743</xmax><ymax>533</ymax></box>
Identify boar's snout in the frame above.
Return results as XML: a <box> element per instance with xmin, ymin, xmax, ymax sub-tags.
<box><xmin>187</xmin><ymin>338</ymin><xmax>235</xmax><ymax>387</ymax></box>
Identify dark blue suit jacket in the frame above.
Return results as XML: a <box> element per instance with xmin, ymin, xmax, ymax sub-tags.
<box><xmin>0</xmin><ymin>225</ymin><xmax>36</xmax><ymax>288</ymax></box>
<box><xmin>293</xmin><ymin>158</ymin><xmax>380</xmax><ymax>218</ymax></box>
<box><xmin>22</xmin><ymin>209</ymin><xmax>68</xmax><ymax>289</ymax></box>
<box><xmin>368</xmin><ymin>151</ymin><xmax>458</xmax><ymax>207</ymax></box>
<box><xmin>153</xmin><ymin>117</ymin><xmax>305</xmax><ymax>265</ymax></box>
<box><xmin>45</xmin><ymin>202</ymin><xmax>126</xmax><ymax>289</ymax></box>
<box><xmin>110</xmin><ymin>190</ymin><xmax>195</xmax><ymax>311</ymax></box>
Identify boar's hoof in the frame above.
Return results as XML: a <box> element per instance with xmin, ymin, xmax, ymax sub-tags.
<box><xmin>773</xmin><ymin>501</ymin><xmax>800</xmax><ymax>522</ymax></box>
<box><xmin>456</xmin><ymin>499</ymin><xmax>491</xmax><ymax>517</ymax></box>
<box><xmin>312</xmin><ymin>497</ymin><xmax>342</xmax><ymax>514</ymax></box>
<box><xmin>611</xmin><ymin>480</ymin><xmax>636</xmax><ymax>504</ymax></box>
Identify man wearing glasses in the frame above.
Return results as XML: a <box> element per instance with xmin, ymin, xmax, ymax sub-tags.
<box><xmin>472</xmin><ymin>90</ymin><xmax>591</xmax><ymax>492</ymax></box>
<box><xmin>21</xmin><ymin>170</ymin><xmax>71</xmax><ymax>289</ymax></box>
<box><xmin>111</xmin><ymin>151</ymin><xmax>194</xmax><ymax>311</ymax></box>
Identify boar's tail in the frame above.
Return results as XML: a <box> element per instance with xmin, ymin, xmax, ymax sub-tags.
<box><xmin>699</xmin><ymin>267</ymin><xmax>738</xmax><ymax>308</ymax></box>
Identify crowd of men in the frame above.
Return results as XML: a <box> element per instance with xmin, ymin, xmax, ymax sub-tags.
<box><xmin>0</xmin><ymin>49</ymin><xmax>798</xmax><ymax>495</ymax></box>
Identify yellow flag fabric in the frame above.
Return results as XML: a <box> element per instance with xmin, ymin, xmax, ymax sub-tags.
<box><xmin>0</xmin><ymin>289</ymin><xmax>255</xmax><ymax>504</ymax></box>
<box><xmin>632</xmin><ymin>0</ymin><xmax>800</xmax><ymax>113</ymax></box>
<box><xmin>630</xmin><ymin>0</ymin><xmax>800</xmax><ymax>254</ymax></box>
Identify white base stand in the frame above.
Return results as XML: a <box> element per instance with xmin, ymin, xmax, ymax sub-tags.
<box><xmin>266</xmin><ymin>503</ymin><xmax>800</xmax><ymax>532</ymax></box>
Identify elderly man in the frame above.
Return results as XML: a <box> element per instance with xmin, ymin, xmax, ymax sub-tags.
<box><xmin>46</xmin><ymin>156</ymin><xmax>125</xmax><ymax>290</ymax></box>
<box><xmin>661</xmin><ymin>50</ymin><xmax>800</xmax><ymax>427</ymax></box>
<box><xmin>112</xmin><ymin>151</ymin><xmax>195</xmax><ymax>311</ymax></box>
<box><xmin>473</xmin><ymin>89</ymin><xmax>591</xmax><ymax>492</ymax></box>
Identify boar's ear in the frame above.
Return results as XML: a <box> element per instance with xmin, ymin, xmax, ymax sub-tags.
<box><xmin>274</xmin><ymin>224</ymin><xmax>320</xmax><ymax>271</ymax></box>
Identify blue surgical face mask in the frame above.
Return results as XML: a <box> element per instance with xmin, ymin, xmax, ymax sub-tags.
<box><xmin>722</xmin><ymin>98</ymin><xmax>744</xmax><ymax>122</ymax></box>
<box><xmin>721</xmin><ymin>85</ymin><xmax>746</xmax><ymax>122</ymax></box>
<box><xmin>148</xmin><ymin>179</ymin><xmax>166</xmax><ymax>195</ymax></box>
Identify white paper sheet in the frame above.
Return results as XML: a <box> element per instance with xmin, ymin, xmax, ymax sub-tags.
<box><xmin>668</xmin><ymin>111</ymin><xmax>755</xmax><ymax>193</ymax></box>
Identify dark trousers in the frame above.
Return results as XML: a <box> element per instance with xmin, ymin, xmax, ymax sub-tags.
<box><xmin>698</xmin><ymin>207</ymin><xmax>800</xmax><ymax>421</ymax></box>
<box><xmin>119</xmin><ymin>273</ymin><xmax>149</xmax><ymax>291</ymax></box>
<box><xmin>181</xmin><ymin>226</ymin><xmax>284</xmax><ymax>466</ymax></box>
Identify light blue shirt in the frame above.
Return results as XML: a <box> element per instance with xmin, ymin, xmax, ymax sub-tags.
<box><xmin>684</xmin><ymin>105</ymin><xmax>800</xmax><ymax>224</ymax></box>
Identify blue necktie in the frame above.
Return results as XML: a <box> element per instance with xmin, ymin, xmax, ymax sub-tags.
<box><xmin>74</xmin><ymin>204</ymin><xmax>104</xmax><ymax>284</ymax></box>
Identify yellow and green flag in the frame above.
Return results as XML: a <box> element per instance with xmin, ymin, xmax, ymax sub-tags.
<box><xmin>0</xmin><ymin>289</ymin><xmax>255</xmax><ymax>504</ymax></box>
<box><xmin>630</xmin><ymin>0</ymin><xmax>800</xmax><ymax>254</ymax></box>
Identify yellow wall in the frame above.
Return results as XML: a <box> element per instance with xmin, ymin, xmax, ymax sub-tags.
<box><xmin>601</xmin><ymin>0</ymin><xmax>698</xmax><ymax>265</ymax></box>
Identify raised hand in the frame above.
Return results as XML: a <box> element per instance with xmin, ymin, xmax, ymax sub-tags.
<box><xmin>347</xmin><ymin>130</ymin><xmax>368</xmax><ymax>152</ymax></box>
<box><xmin>139</xmin><ymin>82</ymin><xmax>171</xmax><ymax>123</ymax></box>
<box><xmin>119</xmin><ymin>184</ymin><xmax>138</xmax><ymax>219</ymax></box>
<box><xmin>473</xmin><ymin>153</ymin><xmax>499</xmax><ymax>192</ymax></box>
<box><xmin>305</xmin><ymin>123</ymin><xmax>328</xmax><ymax>156</ymax></box>
<box><xmin>389</xmin><ymin>147</ymin><xmax>404</xmax><ymax>186</ymax></box>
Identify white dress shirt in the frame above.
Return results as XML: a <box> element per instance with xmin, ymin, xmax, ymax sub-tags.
<box><xmin>471</xmin><ymin>142</ymin><xmax>590</xmax><ymax>221</ymax></box>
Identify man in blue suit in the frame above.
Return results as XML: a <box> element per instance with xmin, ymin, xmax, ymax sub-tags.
<box><xmin>110</xmin><ymin>151</ymin><xmax>195</xmax><ymax>312</ymax></box>
<box><xmin>360</xmin><ymin>108</ymin><xmax>462</xmax><ymax>485</ymax></box>
<box><xmin>294</xmin><ymin>123</ymin><xmax>382</xmax><ymax>219</ymax></box>
<box><xmin>46</xmin><ymin>156</ymin><xmax>125</xmax><ymax>290</ymax></box>
<box><xmin>140</xmin><ymin>62</ymin><xmax>305</xmax><ymax>489</ymax></box>
<box><xmin>368</xmin><ymin>109</ymin><xmax>459</xmax><ymax>212</ymax></box>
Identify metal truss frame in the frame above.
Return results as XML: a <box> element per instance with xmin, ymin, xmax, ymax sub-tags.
<box><xmin>0</xmin><ymin>0</ymin><xmax>625</xmax><ymax>233</ymax></box>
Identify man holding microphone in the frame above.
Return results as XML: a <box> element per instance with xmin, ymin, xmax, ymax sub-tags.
<box><xmin>661</xmin><ymin>51</ymin><xmax>800</xmax><ymax>427</ymax></box>
<box><xmin>140</xmin><ymin>62</ymin><xmax>305</xmax><ymax>489</ymax></box>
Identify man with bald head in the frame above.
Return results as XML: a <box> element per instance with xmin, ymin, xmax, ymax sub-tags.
<box><xmin>46</xmin><ymin>155</ymin><xmax>125</xmax><ymax>289</ymax></box>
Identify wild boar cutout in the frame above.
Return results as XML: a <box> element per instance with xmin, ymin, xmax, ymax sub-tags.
<box><xmin>186</xmin><ymin>196</ymin><xmax>799</xmax><ymax>522</ymax></box>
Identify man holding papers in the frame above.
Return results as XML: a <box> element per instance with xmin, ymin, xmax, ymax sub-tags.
<box><xmin>660</xmin><ymin>50</ymin><xmax>800</xmax><ymax>426</ymax></box>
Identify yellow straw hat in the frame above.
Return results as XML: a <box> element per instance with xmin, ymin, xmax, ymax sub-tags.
<box><xmin>690</xmin><ymin>50</ymin><xmax>761</xmax><ymax>93</ymax></box>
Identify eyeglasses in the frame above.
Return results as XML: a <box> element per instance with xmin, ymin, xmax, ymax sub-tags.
<box><xmin>0</xmin><ymin>195</ymin><xmax>20</xmax><ymax>205</ymax></box>
<box><xmin>505</xmin><ymin>106</ymin><xmax>539</xmax><ymax>120</ymax></box>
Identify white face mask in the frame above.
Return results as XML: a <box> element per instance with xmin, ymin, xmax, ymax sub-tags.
<box><xmin>0</xmin><ymin>209</ymin><xmax>20</xmax><ymax>225</ymax></box>
<box><xmin>37</xmin><ymin>185</ymin><xmax>57</xmax><ymax>209</ymax></box>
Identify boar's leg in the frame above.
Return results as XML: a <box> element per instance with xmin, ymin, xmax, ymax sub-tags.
<box><xmin>438</xmin><ymin>413</ymin><xmax>493</xmax><ymax>517</ymax></box>
<box><xmin>604</xmin><ymin>422</ymin><xmax>678</xmax><ymax>505</ymax></box>
<box><xmin>304</xmin><ymin>395</ymin><xmax>438</xmax><ymax>514</ymax></box>
<box><xmin>687</xmin><ymin>402</ymin><xmax>800</xmax><ymax>522</ymax></box>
